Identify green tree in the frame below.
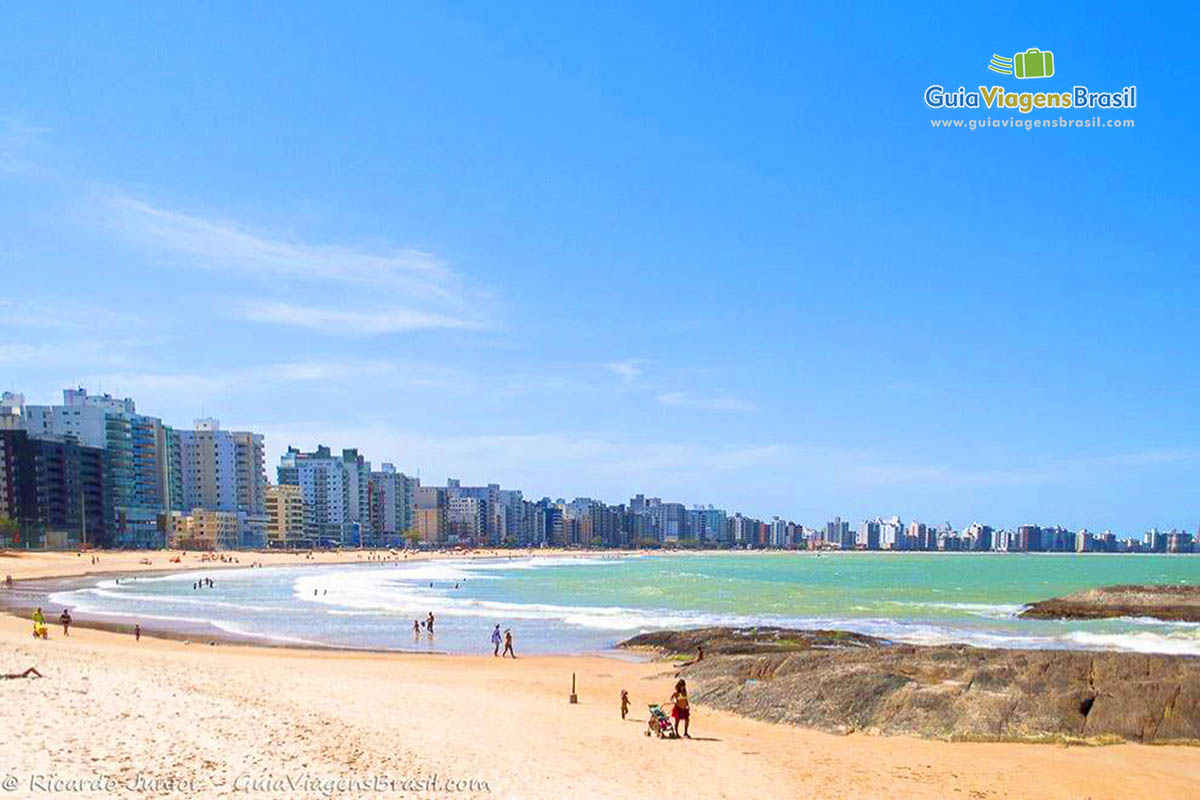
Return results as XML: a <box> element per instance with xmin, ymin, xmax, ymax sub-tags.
<box><xmin>0</xmin><ymin>514</ymin><xmax>18</xmax><ymax>548</ymax></box>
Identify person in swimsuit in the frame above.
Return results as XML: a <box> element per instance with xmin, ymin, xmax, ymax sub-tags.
<box><xmin>502</xmin><ymin>629</ymin><xmax>516</xmax><ymax>658</ymax></box>
<box><xmin>670</xmin><ymin>678</ymin><xmax>690</xmax><ymax>738</ymax></box>
<box><xmin>620</xmin><ymin>689</ymin><xmax>630</xmax><ymax>719</ymax></box>
<box><xmin>426</xmin><ymin>612</ymin><xmax>435</xmax><ymax>634</ymax></box>
<box><xmin>60</xmin><ymin>608</ymin><xmax>71</xmax><ymax>636</ymax></box>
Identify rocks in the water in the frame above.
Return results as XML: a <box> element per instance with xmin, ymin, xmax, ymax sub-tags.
<box><xmin>1019</xmin><ymin>584</ymin><xmax>1200</xmax><ymax>622</ymax></box>
<box><xmin>621</xmin><ymin>627</ymin><xmax>1200</xmax><ymax>744</ymax></box>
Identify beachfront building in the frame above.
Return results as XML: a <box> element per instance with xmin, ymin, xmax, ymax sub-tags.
<box><xmin>879</xmin><ymin>516</ymin><xmax>904</xmax><ymax>550</ymax></box>
<box><xmin>414</xmin><ymin>485</ymin><xmax>446</xmax><ymax>545</ymax></box>
<box><xmin>446</xmin><ymin>494</ymin><xmax>483</xmax><ymax>544</ymax></box>
<box><xmin>0</xmin><ymin>429</ymin><xmax>110</xmax><ymax>549</ymax></box>
<box><xmin>342</xmin><ymin>448</ymin><xmax>371</xmax><ymax>538</ymax></box>
<box><xmin>265</xmin><ymin>483</ymin><xmax>307</xmax><ymax>548</ymax></box>
<box><xmin>177</xmin><ymin>418</ymin><xmax>268</xmax><ymax>547</ymax></box>
<box><xmin>166</xmin><ymin>508</ymin><xmax>241</xmax><ymax>550</ymax></box>
<box><xmin>858</xmin><ymin>519</ymin><xmax>881</xmax><ymax>550</ymax></box>
<box><xmin>22</xmin><ymin>388</ymin><xmax>175</xmax><ymax>547</ymax></box>
<box><xmin>687</xmin><ymin>505</ymin><xmax>727</xmax><ymax>546</ymax></box>
<box><xmin>726</xmin><ymin>512</ymin><xmax>761</xmax><ymax>547</ymax></box>
<box><xmin>277</xmin><ymin>445</ymin><xmax>357</xmax><ymax>548</ymax></box>
<box><xmin>367</xmin><ymin>464</ymin><xmax>416</xmax><ymax>547</ymax></box>
<box><xmin>443</xmin><ymin>479</ymin><xmax>504</xmax><ymax>545</ymax></box>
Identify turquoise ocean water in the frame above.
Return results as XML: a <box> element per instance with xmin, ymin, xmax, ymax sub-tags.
<box><xmin>50</xmin><ymin>553</ymin><xmax>1199</xmax><ymax>655</ymax></box>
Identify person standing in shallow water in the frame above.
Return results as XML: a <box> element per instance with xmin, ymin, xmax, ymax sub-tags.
<box><xmin>426</xmin><ymin>612</ymin><xmax>435</xmax><ymax>634</ymax></box>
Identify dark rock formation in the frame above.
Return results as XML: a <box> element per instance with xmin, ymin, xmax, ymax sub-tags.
<box><xmin>622</xmin><ymin>627</ymin><xmax>1200</xmax><ymax>744</ymax></box>
<box><xmin>1019</xmin><ymin>584</ymin><xmax>1200</xmax><ymax>622</ymax></box>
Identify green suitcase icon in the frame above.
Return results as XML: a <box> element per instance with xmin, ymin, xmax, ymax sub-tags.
<box><xmin>1014</xmin><ymin>48</ymin><xmax>1054</xmax><ymax>79</ymax></box>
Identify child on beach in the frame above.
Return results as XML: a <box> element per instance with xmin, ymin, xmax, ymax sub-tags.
<box><xmin>32</xmin><ymin>607</ymin><xmax>47</xmax><ymax>639</ymax></box>
<box><xmin>621</xmin><ymin>690</ymin><xmax>630</xmax><ymax>719</ymax></box>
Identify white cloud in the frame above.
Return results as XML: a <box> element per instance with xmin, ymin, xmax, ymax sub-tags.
<box><xmin>90</xmin><ymin>192</ymin><xmax>493</xmax><ymax>334</ymax></box>
<box><xmin>603</xmin><ymin>358</ymin><xmax>647</xmax><ymax>383</ymax></box>
<box><xmin>656</xmin><ymin>391</ymin><xmax>756</xmax><ymax>412</ymax></box>
<box><xmin>237</xmin><ymin>300</ymin><xmax>480</xmax><ymax>335</ymax></box>
<box><xmin>75</xmin><ymin>360</ymin><xmax>402</xmax><ymax>398</ymax></box>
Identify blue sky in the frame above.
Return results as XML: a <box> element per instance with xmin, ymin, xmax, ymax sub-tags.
<box><xmin>2</xmin><ymin>2</ymin><xmax>1196</xmax><ymax>532</ymax></box>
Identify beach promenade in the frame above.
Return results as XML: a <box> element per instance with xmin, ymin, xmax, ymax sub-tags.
<box><xmin>1</xmin><ymin>551</ymin><xmax>1198</xmax><ymax>799</ymax></box>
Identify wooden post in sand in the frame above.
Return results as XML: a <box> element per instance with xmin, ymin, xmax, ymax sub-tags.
<box><xmin>570</xmin><ymin>672</ymin><xmax>578</xmax><ymax>704</ymax></box>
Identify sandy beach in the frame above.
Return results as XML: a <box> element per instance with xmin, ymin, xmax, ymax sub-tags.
<box><xmin>1</xmin><ymin>551</ymin><xmax>1198</xmax><ymax>799</ymax></box>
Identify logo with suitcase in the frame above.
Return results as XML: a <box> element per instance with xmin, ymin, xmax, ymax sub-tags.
<box><xmin>988</xmin><ymin>48</ymin><xmax>1055</xmax><ymax>79</ymax></box>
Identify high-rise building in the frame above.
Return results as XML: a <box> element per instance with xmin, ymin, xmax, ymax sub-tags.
<box><xmin>367</xmin><ymin>464</ymin><xmax>416</xmax><ymax>546</ymax></box>
<box><xmin>445</xmin><ymin>479</ymin><xmax>503</xmax><ymax>545</ymax></box>
<box><xmin>0</xmin><ymin>429</ymin><xmax>110</xmax><ymax>548</ymax></box>
<box><xmin>686</xmin><ymin>506</ymin><xmax>727</xmax><ymax>545</ymax></box>
<box><xmin>177</xmin><ymin>418</ymin><xmax>267</xmax><ymax>547</ymax></box>
<box><xmin>24</xmin><ymin>388</ymin><xmax>176</xmax><ymax>547</ymax></box>
<box><xmin>879</xmin><ymin>516</ymin><xmax>904</xmax><ymax>550</ymax></box>
<box><xmin>413</xmin><ymin>485</ymin><xmax>446</xmax><ymax>545</ymax></box>
<box><xmin>278</xmin><ymin>445</ymin><xmax>352</xmax><ymax>547</ymax></box>
<box><xmin>858</xmin><ymin>519</ymin><xmax>881</xmax><ymax>550</ymax></box>
<box><xmin>825</xmin><ymin>516</ymin><xmax>852</xmax><ymax>548</ymax></box>
<box><xmin>265</xmin><ymin>484</ymin><xmax>306</xmax><ymax>548</ymax></box>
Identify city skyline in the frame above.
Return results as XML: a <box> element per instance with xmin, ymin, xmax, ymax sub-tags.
<box><xmin>2</xmin><ymin>386</ymin><xmax>1195</xmax><ymax>545</ymax></box>
<box><xmin>2</xmin><ymin>5</ymin><xmax>1197</xmax><ymax>532</ymax></box>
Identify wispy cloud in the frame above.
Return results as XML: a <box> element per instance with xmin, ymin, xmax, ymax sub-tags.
<box><xmin>0</xmin><ymin>114</ymin><xmax>49</xmax><ymax>174</ymax></box>
<box><xmin>90</xmin><ymin>192</ymin><xmax>494</xmax><ymax>335</ymax></box>
<box><xmin>237</xmin><ymin>300</ymin><xmax>480</xmax><ymax>335</ymax></box>
<box><xmin>251</xmin><ymin>421</ymin><xmax>794</xmax><ymax>502</ymax></box>
<box><xmin>77</xmin><ymin>359</ymin><xmax>402</xmax><ymax>397</ymax></box>
<box><xmin>657</xmin><ymin>391</ymin><xmax>756</xmax><ymax>412</ymax></box>
<box><xmin>603</xmin><ymin>358</ymin><xmax>647</xmax><ymax>383</ymax></box>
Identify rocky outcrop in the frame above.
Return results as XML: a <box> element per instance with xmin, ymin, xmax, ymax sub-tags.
<box><xmin>621</xmin><ymin>627</ymin><xmax>1200</xmax><ymax>744</ymax></box>
<box><xmin>1019</xmin><ymin>584</ymin><xmax>1200</xmax><ymax>622</ymax></box>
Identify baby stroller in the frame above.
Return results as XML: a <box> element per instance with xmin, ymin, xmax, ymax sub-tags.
<box><xmin>646</xmin><ymin>704</ymin><xmax>678</xmax><ymax>739</ymax></box>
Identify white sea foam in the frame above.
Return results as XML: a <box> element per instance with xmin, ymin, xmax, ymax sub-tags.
<box><xmin>55</xmin><ymin>557</ymin><xmax>1200</xmax><ymax>657</ymax></box>
<box><xmin>1060</xmin><ymin>630</ymin><xmax>1200</xmax><ymax>656</ymax></box>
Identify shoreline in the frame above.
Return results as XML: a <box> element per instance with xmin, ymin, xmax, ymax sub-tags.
<box><xmin>3</xmin><ymin>549</ymin><xmax>1198</xmax><ymax>798</ymax></box>
<box><xmin>6</xmin><ymin>550</ymin><xmax>1198</xmax><ymax>660</ymax></box>
<box><xmin>4</xmin><ymin>614</ymin><xmax>1198</xmax><ymax>799</ymax></box>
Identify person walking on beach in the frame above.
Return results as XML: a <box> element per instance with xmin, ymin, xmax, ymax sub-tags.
<box><xmin>60</xmin><ymin>608</ymin><xmax>71</xmax><ymax>636</ymax></box>
<box><xmin>491</xmin><ymin>624</ymin><xmax>502</xmax><ymax>656</ymax></box>
<box><xmin>670</xmin><ymin>679</ymin><xmax>690</xmax><ymax>738</ymax></box>
<box><xmin>134</xmin><ymin>623</ymin><xmax>141</xmax><ymax>642</ymax></box>
<box><xmin>502</xmin><ymin>628</ymin><xmax>516</xmax><ymax>658</ymax></box>
<box><xmin>620</xmin><ymin>689</ymin><xmax>630</xmax><ymax>720</ymax></box>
